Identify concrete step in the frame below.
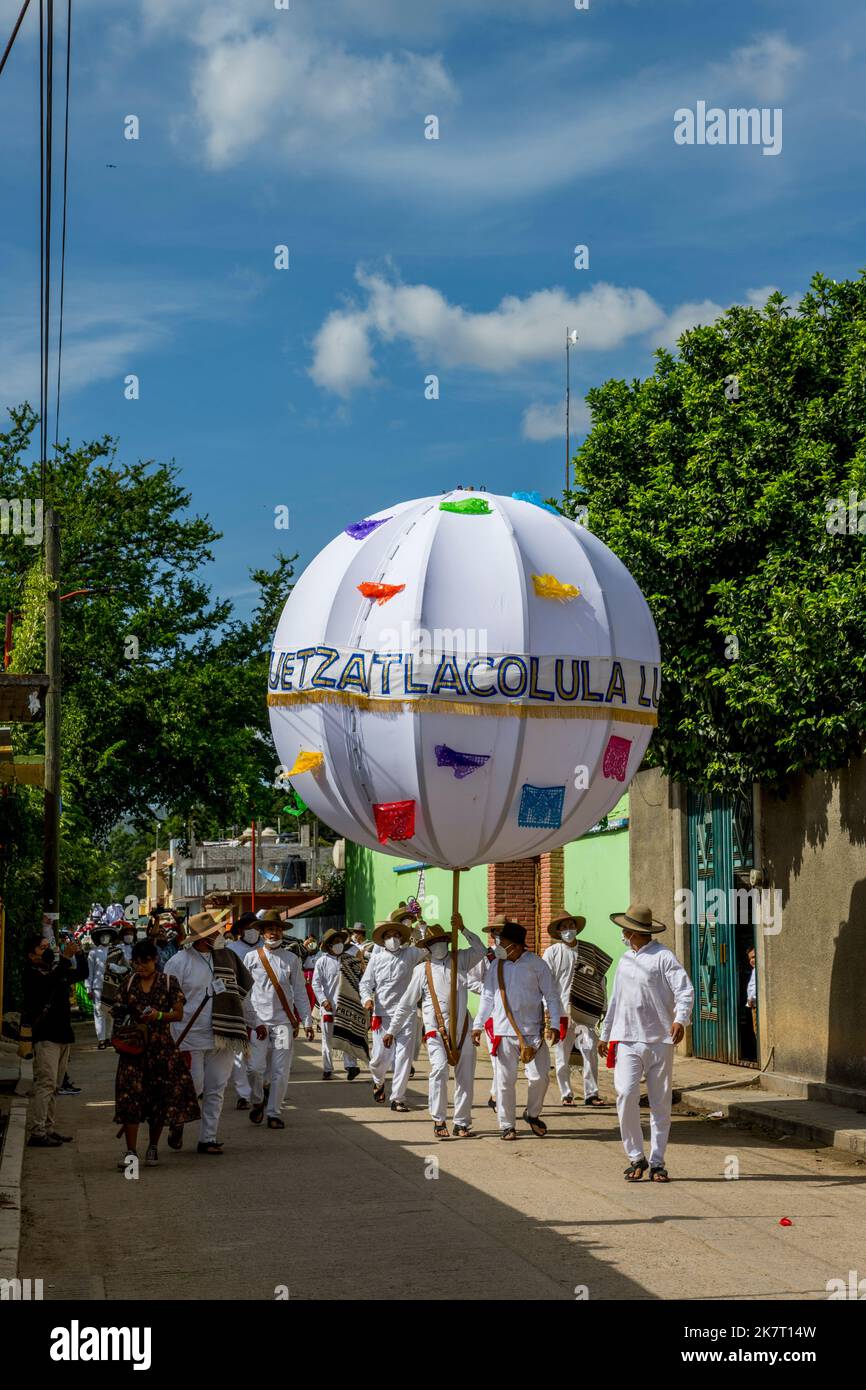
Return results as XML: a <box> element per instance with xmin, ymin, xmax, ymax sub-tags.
<box><xmin>677</xmin><ymin>1082</ymin><xmax>866</xmax><ymax>1158</ymax></box>
<box><xmin>758</xmin><ymin>1069</ymin><xmax>866</xmax><ymax>1114</ymax></box>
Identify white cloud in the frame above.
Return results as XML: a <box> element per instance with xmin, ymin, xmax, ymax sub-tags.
<box><xmin>0</xmin><ymin>273</ymin><xmax>262</xmax><ymax>408</ymax></box>
<box><xmin>653</xmin><ymin>298</ymin><xmax>728</xmax><ymax>349</ymax></box>
<box><xmin>310</xmin><ymin>269</ymin><xmax>665</xmax><ymax>396</ymax></box>
<box><xmin>522</xmin><ymin>398</ymin><xmax>592</xmax><ymax>443</ymax></box>
<box><xmin>187</xmin><ymin>27</ymin><xmax>457</xmax><ymax>170</ymax></box>
<box><xmin>713</xmin><ymin>34</ymin><xmax>804</xmax><ymax>102</ymax></box>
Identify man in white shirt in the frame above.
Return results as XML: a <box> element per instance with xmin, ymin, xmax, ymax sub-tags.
<box><xmin>359</xmin><ymin>921</ymin><xmax>426</xmax><ymax>1110</ymax></box>
<box><xmin>542</xmin><ymin>911</ymin><xmax>606</xmax><ymax>1108</ymax></box>
<box><xmin>346</xmin><ymin>923</ymin><xmax>370</xmax><ymax>961</ymax></box>
<box><xmin>385</xmin><ymin>914</ymin><xmax>486</xmax><ymax>1138</ymax></box>
<box><xmin>226</xmin><ymin>913</ymin><xmax>262</xmax><ymax>1109</ymax></box>
<box><xmin>86</xmin><ymin>924</ymin><xmax>118</xmax><ymax>1047</ymax></box>
<box><xmin>244</xmin><ymin>913</ymin><xmax>314</xmax><ymax>1129</ymax></box>
<box><xmin>312</xmin><ymin>927</ymin><xmax>361</xmax><ymax>1081</ymax></box>
<box><xmin>472</xmin><ymin>917</ymin><xmax>565</xmax><ymax>1141</ymax></box>
<box><xmin>599</xmin><ymin>903</ymin><xmax>694</xmax><ymax>1183</ymax></box>
<box><xmin>165</xmin><ymin>912</ymin><xmax>253</xmax><ymax>1155</ymax></box>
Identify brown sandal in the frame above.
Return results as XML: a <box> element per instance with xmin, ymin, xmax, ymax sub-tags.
<box><xmin>624</xmin><ymin>1157</ymin><xmax>649</xmax><ymax>1181</ymax></box>
<box><xmin>650</xmin><ymin>1165</ymin><xmax>670</xmax><ymax>1182</ymax></box>
<box><xmin>501</xmin><ymin>1127</ymin><xmax>518</xmax><ymax>1141</ymax></box>
<box><xmin>249</xmin><ymin>1103</ymin><xmax>265</xmax><ymax>1125</ymax></box>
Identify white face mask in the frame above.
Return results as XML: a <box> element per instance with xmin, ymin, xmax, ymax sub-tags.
<box><xmin>384</xmin><ymin>937</ymin><xmax>401</xmax><ymax>954</ymax></box>
<box><xmin>560</xmin><ymin>928</ymin><xmax>577</xmax><ymax>944</ymax></box>
<box><xmin>243</xmin><ymin>929</ymin><xmax>260</xmax><ymax>944</ymax></box>
<box><xmin>264</xmin><ymin>937</ymin><xmax>282</xmax><ymax>951</ymax></box>
<box><xmin>331</xmin><ymin>942</ymin><xmax>344</xmax><ymax>956</ymax></box>
<box><xmin>430</xmin><ymin>941</ymin><xmax>449</xmax><ymax>961</ymax></box>
<box><xmin>622</xmin><ymin>932</ymin><xmax>633</xmax><ymax>947</ymax></box>
<box><xmin>493</xmin><ymin>944</ymin><xmax>508</xmax><ymax>960</ymax></box>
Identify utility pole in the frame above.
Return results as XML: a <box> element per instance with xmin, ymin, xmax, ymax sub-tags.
<box><xmin>565</xmin><ymin>328</ymin><xmax>578</xmax><ymax>493</ymax></box>
<box><xmin>43</xmin><ymin>506</ymin><xmax>61</xmax><ymax>922</ymax></box>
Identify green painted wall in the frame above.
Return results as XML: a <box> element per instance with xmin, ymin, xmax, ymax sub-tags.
<box><xmin>563</xmin><ymin>793</ymin><xmax>630</xmax><ymax>985</ymax></box>
<box><xmin>345</xmin><ymin>793</ymin><xmax>631</xmax><ymax>991</ymax></box>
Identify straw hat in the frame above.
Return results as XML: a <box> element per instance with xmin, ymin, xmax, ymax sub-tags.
<box><xmin>258</xmin><ymin>909</ymin><xmax>285</xmax><ymax>925</ymax></box>
<box><xmin>389</xmin><ymin>908</ymin><xmax>415</xmax><ymax>926</ymax></box>
<box><xmin>487</xmin><ymin>911</ymin><xmax>522</xmax><ymax>933</ymax></box>
<box><xmin>610</xmin><ymin>903</ymin><xmax>667</xmax><ymax>935</ymax></box>
<box><xmin>186</xmin><ymin>912</ymin><xmax>225</xmax><ymax>943</ymax></box>
<box><xmin>417</xmin><ymin>924</ymin><xmax>450</xmax><ymax>949</ymax></box>
<box><xmin>321</xmin><ymin>927</ymin><xmax>348</xmax><ymax>952</ymax></box>
<box><xmin>372</xmin><ymin>919</ymin><xmax>411</xmax><ymax>947</ymax></box>
<box><xmin>547</xmin><ymin>911</ymin><xmax>587</xmax><ymax>941</ymax></box>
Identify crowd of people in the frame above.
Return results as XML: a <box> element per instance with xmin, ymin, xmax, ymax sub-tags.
<box><xmin>20</xmin><ymin>898</ymin><xmax>695</xmax><ymax>1182</ymax></box>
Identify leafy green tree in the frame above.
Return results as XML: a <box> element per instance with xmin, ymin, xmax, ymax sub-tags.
<box><xmin>0</xmin><ymin>406</ymin><xmax>297</xmax><ymax>992</ymax></box>
<box><xmin>564</xmin><ymin>273</ymin><xmax>866</xmax><ymax>792</ymax></box>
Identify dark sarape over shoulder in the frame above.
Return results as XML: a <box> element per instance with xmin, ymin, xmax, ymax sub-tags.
<box><xmin>334</xmin><ymin>956</ymin><xmax>370</xmax><ymax>1059</ymax></box>
<box><xmin>211</xmin><ymin>948</ymin><xmax>253</xmax><ymax>1057</ymax></box>
<box><xmin>570</xmin><ymin>941</ymin><xmax>613</xmax><ymax>1026</ymax></box>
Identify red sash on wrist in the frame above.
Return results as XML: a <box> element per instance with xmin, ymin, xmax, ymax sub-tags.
<box><xmin>371</xmin><ymin>1015</ymin><xmax>382</xmax><ymax>1031</ymax></box>
<box><xmin>606</xmin><ymin>1041</ymin><xmax>618</xmax><ymax>1068</ymax></box>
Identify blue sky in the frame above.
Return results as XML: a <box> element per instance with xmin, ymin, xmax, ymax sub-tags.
<box><xmin>2</xmin><ymin>0</ymin><xmax>865</xmax><ymax>614</ymax></box>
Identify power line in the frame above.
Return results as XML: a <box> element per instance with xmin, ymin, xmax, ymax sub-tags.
<box><xmin>39</xmin><ymin>0</ymin><xmax>44</xmax><ymax>491</ymax></box>
<box><xmin>53</xmin><ymin>0</ymin><xmax>71</xmax><ymax>450</ymax></box>
<box><xmin>0</xmin><ymin>0</ymin><xmax>32</xmax><ymax>80</ymax></box>
<box><xmin>40</xmin><ymin>0</ymin><xmax>55</xmax><ymax>495</ymax></box>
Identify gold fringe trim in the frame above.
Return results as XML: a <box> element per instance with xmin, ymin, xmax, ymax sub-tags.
<box><xmin>267</xmin><ymin>688</ymin><xmax>658</xmax><ymax>727</ymax></box>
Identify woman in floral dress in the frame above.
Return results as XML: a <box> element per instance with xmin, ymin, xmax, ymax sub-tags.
<box><xmin>113</xmin><ymin>939</ymin><xmax>200</xmax><ymax>1169</ymax></box>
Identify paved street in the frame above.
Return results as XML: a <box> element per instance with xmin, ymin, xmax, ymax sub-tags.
<box><xmin>18</xmin><ymin>1026</ymin><xmax>866</xmax><ymax>1302</ymax></box>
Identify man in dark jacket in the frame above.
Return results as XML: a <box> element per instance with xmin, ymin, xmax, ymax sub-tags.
<box><xmin>23</xmin><ymin>933</ymin><xmax>89</xmax><ymax>1148</ymax></box>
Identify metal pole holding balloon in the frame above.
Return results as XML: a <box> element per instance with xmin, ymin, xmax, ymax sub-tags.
<box><xmin>449</xmin><ymin>867</ymin><xmax>461</xmax><ymax>1055</ymax></box>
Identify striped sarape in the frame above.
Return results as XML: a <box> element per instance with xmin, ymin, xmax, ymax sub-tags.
<box><xmin>334</xmin><ymin>956</ymin><xmax>370</xmax><ymax>1059</ymax></box>
<box><xmin>569</xmin><ymin>940</ymin><xmax>612</xmax><ymax>1028</ymax></box>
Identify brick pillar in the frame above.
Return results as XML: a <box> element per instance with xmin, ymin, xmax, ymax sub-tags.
<box><xmin>487</xmin><ymin>857</ymin><xmax>537</xmax><ymax>948</ymax></box>
<box><xmin>537</xmin><ymin>847</ymin><xmax>565</xmax><ymax>953</ymax></box>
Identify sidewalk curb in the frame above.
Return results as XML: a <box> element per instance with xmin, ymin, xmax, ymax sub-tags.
<box><xmin>678</xmin><ymin>1086</ymin><xmax>866</xmax><ymax>1158</ymax></box>
<box><xmin>0</xmin><ymin>1098</ymin><xmax>28</xmax><ymax>1280</ymax></box>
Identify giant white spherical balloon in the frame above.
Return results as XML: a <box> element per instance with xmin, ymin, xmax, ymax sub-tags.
<box><xmin>268</xmin><ymin>490</ymin><xmax>660</xmax><ymax>869</ymax></box>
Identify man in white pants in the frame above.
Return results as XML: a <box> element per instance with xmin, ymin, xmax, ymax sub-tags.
<box><xmin>86</xmin><ymin>924</ymin><xmax>118</xmax><ymax>1048</ymax></box>
<box><xmin>359</xmin><ymin>921</ymin><xmax>425</xmax><ymax>1111</ymax></box>
<box><xmin>599</xmin><ymin>903</ymin><xmax>694</xmax><ymax>1183</ymax></box>
<box><xmin>542</xmin><ymin>911</ymin><xmax>607</xmax><ymax>1108</ymax></box>
<box><xmin>385</xmin><ymin>915</ymin><xmax>486</xmax><ymax>1138</ymax></box>
<box><xmin>472</xmin><ymin>918</ymin><xmax>565</xmax><ymax>1141</ymax></box>
<box><xmin>244</xmin><ymin>915</ymin><xmax>314</xmax><ymax>1129</ymax></box>
<box><xmin>312</xmin><ymin>927</ymin><xmax>361</xmax><ymax>1080</ymax></box>
<box><xmin>226</xmin><ymin>912</ymin><xmax>262</xmax><ymax>1109</ymax></box>
<box><xmin>166</xmin><ymin>912</ymin><xmax>252</xmax><ymax>1155</ymax></box>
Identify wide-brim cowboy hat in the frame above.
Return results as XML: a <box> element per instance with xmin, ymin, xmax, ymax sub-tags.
<box><xmin>389</xmin><ymin>908</ymin><xmax>415</xmax><ymax>925</ymax></box>
<box><xmin>321</xmin><ymin>927</ymin><xmax>349</xmax><ymax>951</ymax></box>
<box><xmin>497</xmin><ymin>921</ymin><xmax>527</xmax><ymax>947</ymax></box>
<box><xmin>258</xmin><ymin>909</ymin><xmax>286</xmax><ymax>925</ymax></box>
<box><xmin>547</xmin><ymin>911</ymin><xmax>587</xmax><ymax>941</ymax></box>
<box><xmin>417</xmin><ymin>924</ymin><xmax>451</xmax><ymax>948</ymax></box>
<box><xmin>610</xmin><ymin>904</ymin><xmax>667</xmax><ymax>935</ymax></box>
<box><xmin>372</xmin><ymin>919</ymin><xmax>412</xmax><ymax>946</ymax></box>
<box><xmin>186</xmin><ymin>911</ymin><xmax>226</xmax><ymax>943</ymax></box>
<box><xmin>90</xmin><ymin>924</ymin><xmax>118</xmax><ymax>942</ymax></box>
<box><xmin>487</xmin><ymin>912</ymin><xmax>523</xmax><ymax>934</ymax></box>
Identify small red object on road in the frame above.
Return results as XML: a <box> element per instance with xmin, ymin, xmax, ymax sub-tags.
<box><xmin>779</xmin><ymin>1217</ymin><xmax>793</xmax><ymax>1226</ymax></box>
